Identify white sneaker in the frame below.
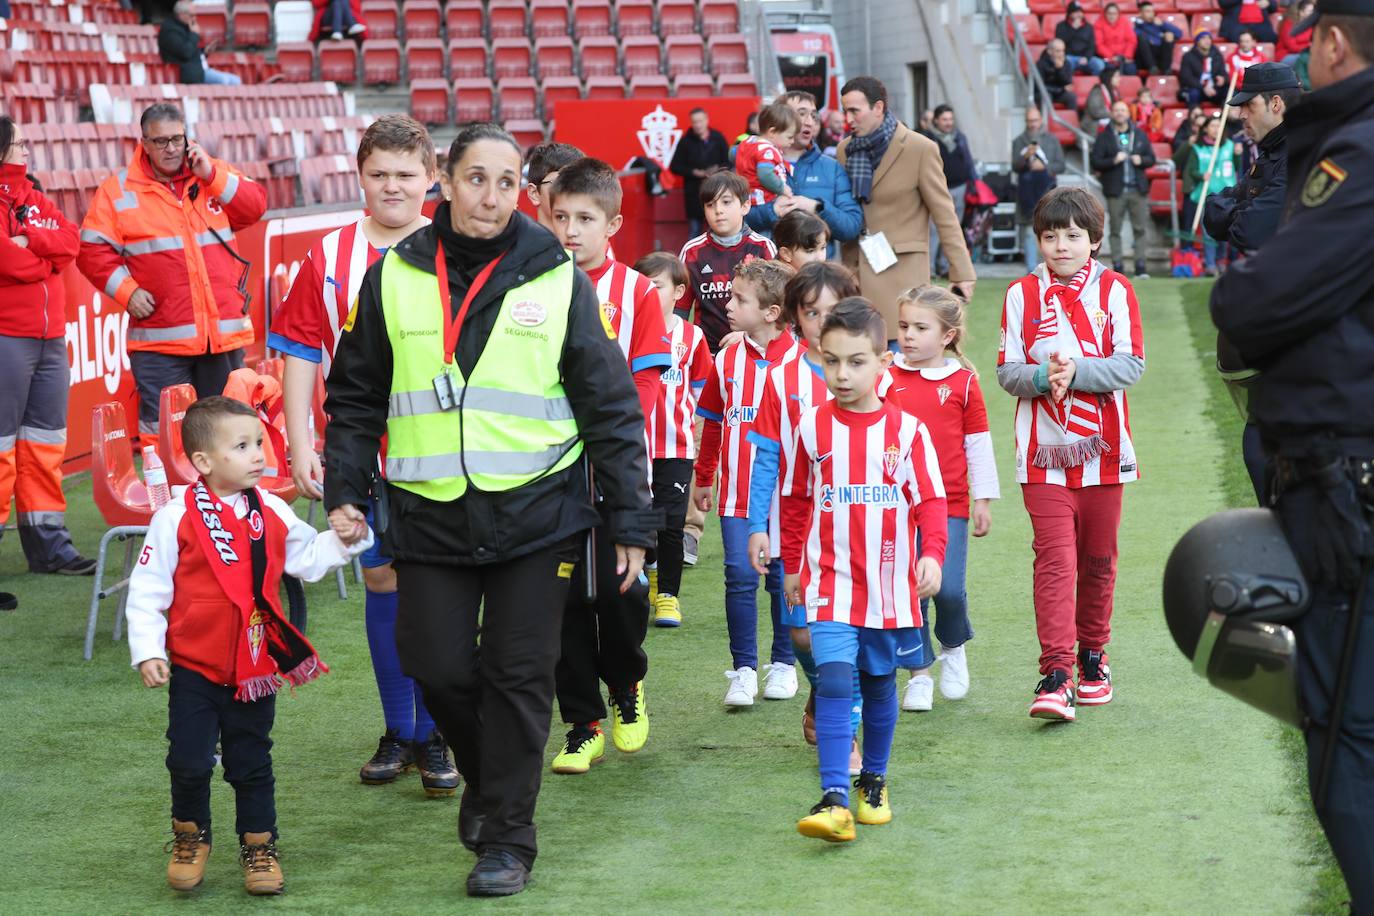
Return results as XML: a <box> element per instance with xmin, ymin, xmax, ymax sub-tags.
<box><xmin>347</xmin><ymin>22</ymin><xmax>366</xmax><ymax>35</ymax></box>
<box><xmin>762</xmin><ymin>662</ymin><xmax>798</xmax><ymax>700</ymax></box>
<box><xmin>724</xmin><ymin>667</ymin><xmax>758</xmax><ymax>707</ymax></box>
<box><xmin>330</xmin><ymin>30</ymin><xmax>343</xmax><ymax>40</ymax></box>
<box><xmin>683</xmin><ymin>532</ymin><xmax>699</xmax><ymax>566</ymax></box>
<box><xmin>938</xmin><ymin>644</ymin><xmax>970</xmax><ymax>700</ymax></box>
<box><xmin>901</xmin><ymin>674</ymin><xmax>934</xmax><ymax>712</ymax></box>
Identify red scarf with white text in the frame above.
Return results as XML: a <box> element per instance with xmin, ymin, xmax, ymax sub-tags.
<box><xmin>1029</xmin><ymin>259</ymin><xmax>1109</xmax><ymax>468</ymax></box>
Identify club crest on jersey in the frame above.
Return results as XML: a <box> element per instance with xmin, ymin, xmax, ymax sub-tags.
<box><xmin>247</xmin><ymin>608</ymin><xmax>266</xmax><ymax>665</ymax></box>
<box><xmin>818</xmin><ymin>483</ymin><xmax>901</xmax><ymax>512</ymax></box>
<box><xmin>247</xmin><ymin>509</ymin><xmax>265</xmax><ymax>541</ymax></box>
<box><xmin>673</xmin><ymin>342</ymin><xmax>688</xmax><ymax>362</ymax></box>
<box><xmin>725</xmin><ymin>406</ymin><xmax>757</xmax><ymax>427</ymax></box>
<box><xmin>883</xmin><ymin>444</ymin><xmax>901</xmax><ymax>477</ymax></box>
<box><xmin>510</xmin><ymin>300</ymin><xmax>547</xmax><ymax>327</ymax></box>
<box><xmin>937</xmin><ymin>384</ymin><xmax>952</xmax><ymax>406</ymax></box>
<box><xmin>1093</xmin><ymin>308</ymin><xmax>1107</xmax><ymax>331</ymax></box>
<box><xmin>601</xmin><ymin>302</ymin><xmax>618</xmax><ymax>324</ymax></box>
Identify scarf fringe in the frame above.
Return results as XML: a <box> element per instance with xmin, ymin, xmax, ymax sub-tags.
<box><xmin>234</xmin><ymin>674</ymin><xmax>282</xmax><ymax>703</ymax></box>
<box><xmin>1033</xmin><ymin>434</ymin><xmax>1109</xmax><ymax>470</ymax></box>
<box><xmin>282</xmin><ymin>655</ymin><xmax>329</xmax><ymax>688</ymax></box>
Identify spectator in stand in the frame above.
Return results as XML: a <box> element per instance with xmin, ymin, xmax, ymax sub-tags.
<box><xmin>669</xmin><ymin>109</ymin><xmax>731</xmax><ymax>237</ymax></box>
<box><xmin>0</xmin><ymin>0</ymin><xmax>9</xmax><ymax>21</ymax></box>
<box><xmin>1277</xmin><ymin>0</ymin><xmax>1315</xmax><ymax>66</ymax></box>
<box><xmin>1090</xmin><ymin>100</ymin><xmax>1156</xmax><ymax>278</ymax></box>
<box><xmin>1056</xmin><ymin>2</ymin><xmax>1106</xmax><ymax>75</ymax></box>
<box><xmin>819</xmin><ymin>109</ymin><xmax>847</xmax><ymax>156</ymax></box>
<box><xmin>1219</xmin><ymin>0</ymin><xmax>1278</xmax><ymax>44</ymax></box>
<box><xmin>923</xmin><ymin>104</ymin><xmax>976</xmax><ymax>279</ymax></box>
<box><xmin>1174</xmin><ymin>106</ymin><xmax>1209</xmax><ymax>160</ymax></box>
<box><xmin>309</xmin><ymin>0</ymin><xmax>367</xmax><ymax>42</ymax></box>
<box><xmin>158</xmin><ymin>1</ymin><xmax>241</xmax><ymax>86</ymax></box>
<box><xmin>0</xmin><ymin>117</ymin><xmax>98</xmax><ymax>591</ymax></box>
<box><xmin>1011</xmin><ymin>107</ymin><xmax>1065</xmax><ymax>272</ymax></box>
<box><xmin>1183</xmin><ymin>114</ymin><xmax>1238</xmax><ymax>275</ymax></box>
<box><xmin>1133</xmin><ymin>1</ymin><xmax>1183</xmax><ymax>75</ymax></box>
<box><xmin>1095</xmin><ymin>3</ymin><xmax>1139</xmax><ymax>75</ymax></box>
<box><xmin>1084</xmin><ymin>66</ymin><xmax>1124</xmax><ymax>129</ymax></box>
<box><xmin>77</xmin><ymin>103</ymin><xmax>267</xmax><ymax>436</ymax></box>
<box><xmin>1038</xmin><ymin>39</ymin><xmax>1080</xmax><ymax>110</ymax></box>
<box><xmin>1180</xmin><ymin>30</ymin><xmax>1230</xmax><ymax>105</ymax></box>
<box><xmin>1133</xmin><ymin>85</ymin><xmax>1166</xmax><ymax>141</ymax></box>
<box><xmin>1228</xmin><ymin>29</ymin><xmax>1270</xmax><ymax>81</ymax></box>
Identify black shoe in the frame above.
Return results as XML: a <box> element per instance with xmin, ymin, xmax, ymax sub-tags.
<box><xmin>359</xmin><ymin>730</ymin><xmax>414</xmax><ymax>784</ymax></box>
<box><xmin>51</xmin><ymin>556</ymin><xmax>97</xmax><ymax>576</ymax></box>
<box><xmin>466</xmin><ymin>849</ymin><xmax>529</xmax><ymax>897</ymax></box>
<box><xmin>0</xmin><ymin>592</ymin><xmax>15</xmax><ymax>611</ymax></box>
<box><xmin>1112</xmin><ymin>260</ymin><xmax>1125</xmax><ymax>274</ymax></box>
<box><xmin>416</xmin><ymin>732</ymin><xmax>459</xmax><ymax>798</ymax></box>
<box><xmin>458</xmin><ymin>784</ymin><xmax>483</xmax><ymax>853</ymax></box>
<box><xmin>1134</xmin><ymin>259</ymin><xmax>1150</xmax><ymax>279</ymax></box>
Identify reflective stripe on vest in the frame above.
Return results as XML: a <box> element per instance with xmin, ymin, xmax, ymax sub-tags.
<box><xmin>380</xmin><ymin>250</ymin><xmax>583</xmax><ymax>502</ymax></box>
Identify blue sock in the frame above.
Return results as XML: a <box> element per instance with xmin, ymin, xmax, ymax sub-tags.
<box><xmin>793</xmin><ymin>644</ymin><xmax>818</xmax><ymax>689</ymax></box>
<box><xmin>858</xmin><ymin>671</ymin><xmax>898</xmax><ymax>776</ymax></box>
<box><xmin>851</xmin><ymin>666</ymin><xmax>863</xmax><ymax>733</ymax></box>
<box><xmin>816</xmin><ymin>662</ymin><xmax>855</xmax><ymax>801</ymax></box>
<box><xmin>364</xmin><ymin>589</ymin><xmax>417</xmax><ymax>741</ymax></box>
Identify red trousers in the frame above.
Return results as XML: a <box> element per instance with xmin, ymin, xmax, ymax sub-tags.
<box><xmin>1022</xmin><ymin>483</ymin><xmax>1124</xmax><ymax>675</ymax></box>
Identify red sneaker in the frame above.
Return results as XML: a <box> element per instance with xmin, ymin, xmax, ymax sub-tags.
<box><xmin>1077</xmin><ymin>649</ymin><xmax>1113</xmax><ymax>706</ymax></box>
<box><xmin>1029</xmin><ymin>670</ymin><xmax>1076</xmax><ymax>721</ymax></box>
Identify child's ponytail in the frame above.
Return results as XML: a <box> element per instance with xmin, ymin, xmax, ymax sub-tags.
<box><xmin>896</xmin><ymin>285</ymin><xmax>976</xmax><ymax>376</ymax></box>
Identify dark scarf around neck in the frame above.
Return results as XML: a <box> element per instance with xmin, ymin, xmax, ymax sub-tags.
<box><xmin>434</xmin><ymin>200</ymin><xmax>519</xmax><ymax>277</ymax></box>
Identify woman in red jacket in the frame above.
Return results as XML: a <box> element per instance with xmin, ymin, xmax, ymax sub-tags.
<box><xmin>1094</xmin><ymin>2</ymin><xmax>1139</xmax><ymax>74</ymax></box>
<box><xmin>0</xmin><ymin>117</ymin><xmax>97</xmax><ymax>608</ymax></box>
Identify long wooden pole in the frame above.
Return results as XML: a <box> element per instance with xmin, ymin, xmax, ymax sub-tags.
<box><xmin>1190</xmin><ymin>64</ymin><xmax>1242</xmax><ymax>240</ymax></box>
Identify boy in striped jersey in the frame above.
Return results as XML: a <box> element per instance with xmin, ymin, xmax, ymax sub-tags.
<box><xmin>635</xmin><ymin>251</ymin><xmax>713</xmax><ymax>629</ymax></box>
<box><xmin>695</xmin><ymin>259</ymin><xmax>801</xmax><ymax>707</ymax></box>
<box><xmin>784</xmin><ymin>299</ymin><xmax>948</xmax><ymax>842</ymax></box>
<box><xmin>997</xmin><ymin>187</ymin><xmax>1144</xmax><ymax>722</ymax></box>
<box><xmin>547</xmin><ymin>158</ymin><xmax>673</xmax><ymax>774</ymax></box>
<box><xmin>268</xmin><ymin>115</ymin><xmax>458</xmax><ymax>796</ymax></box>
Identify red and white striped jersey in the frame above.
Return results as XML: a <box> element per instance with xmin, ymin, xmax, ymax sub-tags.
<box><xmin>588</xmin><ymin>258</ymin><xmax>672</xmax><ymax>375</ymax></box>
<box><xmin>998</xmin><ymin>262</ymin><xmax>1144</xmax><ymax>488</ymax></box>
<box><xmin>795</xmin><ymin>400</ymin><xmax>947</xmax><ymax>629</ymax></box>
<box><xmin>649</xmin><ymin>316</ymin><xmax>712</xmax><ymax>460</ymax></box>
<box><xmin>696</xmin><ymin>330</ymin><xmax>801</xmax><ymax>517</ymax></box>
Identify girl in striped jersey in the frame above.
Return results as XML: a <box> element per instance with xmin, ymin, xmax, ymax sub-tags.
<box><xmin>996</xmin><ymin>187</ymin><xmax>1145</xmax><ymax>723</ymax></box>
<box><xmin>887</xmin><ymin>286</ymin><xmax>1001</xmax><ymax>712</ymax></box>
<box><xmin>695</xmin><ymin>260</ymin><xmax>802</xmax><ymax>707</ymax></box>
<box><xmin>783</xmin><ymin>299</ymin><xmax>948</xmax><ymax>843</ymax></box>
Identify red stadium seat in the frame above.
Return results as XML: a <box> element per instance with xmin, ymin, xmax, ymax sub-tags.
<box><xmin>445</xmin><ymin>1</ymin><xmax>485</xmax><ymax>41</ymax></box>
<box><xmin>455</xmin><ymin>78</ymin><xmax>495</xmax><ymax>121</ymax></box>
<box><xmin>360</xmin><ymin>0</ymin><xmax>397</xmax><ymax>39</ymax></box>
<box><xmin>92</xmin><ymin>401</ymin><xmax>152</xmax><ymax>529</ymax></box>
<box><xmin>1146</xmin><ymin>143</ymin><xmax>1173</xmax><ymax>179</ymax></box>
<box><xmin>410</xmin><ymin>79</ymin><xmax>450</xmax><ymax>125</ymax></box>
<box><xmin>573</xmin><ymin>0</ymin><xmax>613</xmax><ymax>38</ymax></box>
<box><xmin>700</xmin><ymin>1</ymin><xmax>740</xmax><ymax>36</ymax></box>
<box><xmin>1118</xmin><ymin>73</ymin><xmax>1143</xmax><ymax>99</ymax></box>
<box><xmin>579</xmin><ymin>36</ymin><xmax>620</xmax><ymax>78</ymax></box>
<box><xmin>1010</xmin><ymin>13</ymin><xmax>1046</xmax><ymax>44</ymax></box>
<box><xmin>535</xmin><ymin>36</ymin><xmax>577</xmax><ymax>78</ymax></box>
<box><xmin>673</xmin><ymin>73</ymin><xmax>715</xmax><ymax>97</ymax></box>
<box><xmin>492</xmin><ymin>37</ymin><xmax>533</xmax><ymax>80</ymax></box>
<box><xmin>197</xmin><ymin>4</ymin><xmax>228</xmax><ymax>46</ymax></box>
<box><xmin>1146</xmin><ymin>73</ymin><xmax>1181</xmax><ymax>103</ymax></box>
<box><xmin>1028</xmin><ymin>0</ymin><xmax>1065</xmax><ymax>14</ymax></box>
<box><xmin>506</xmin><ymin>119</ymin><xmax>547</xmax><ymax>150</ymax></box>
<box><xmin>445</xmin><ymin>38</ymin><xmax>486</xmax><ymax>80</ymax></box>
<box><xmin>498</xmin><ymin>77</ymin><xmax>539</xmax><ymax>120</ymax></box>
<box><xmin>666</xmin><ymin>34</ymin><xmax>706</xmax><ymax>77</ymax></box>
<box><xmin>1176</xmin><ymin>0</ymin><xmax>1216</xmax><ymax>14</ymax></box>
<box><xmin>317</xmin><ymin>40</ymin><xmax>358</xmax><ymax>83</ymax></box>
<box><xmin>1171</xmin><ymin>41</ymin><xmax>1190</xmax><ymax>72</ymax></box>
<box><xmin>362</xmin><ymin>39</ymin><xmax>401</xmax><ymax>84</ymax></box>
<box><xmin>616</xmin><ymin>0</ymin><xmax>655</xmax><ymax>37</ymax></box>
<box><xmin>1258</xmin><ymin>41</ymin><xmax>1276</xmax><ymax>61</ymax></box>
<box><xmin>541</xmin><ymin>76</ymin><xmax>583</xmax><ymax>120</ymax></box>
<box><xmin>717</xmin><ymin>73</ymin><xmax>758</xmax><ymax>96</ymax></box>
<box><xmin>1041</xmin><ymin>12</ymin><xmax>1066</xmax><ymax>36</ymax></box>
<box><xmin>622</xmin><ymin>35</ymin><xmax>662</xmax><ymax>77</ymax></box>
<box><xmin>1049</xmin><ymin>108</ymin><xmax>1081</xmax><ymax>146</ymax></box>
<box><xmin>1192</xmin><ymin>12</ymin><xmax>1221</xmax><ymax>35</ymax></box>
<box><xmin>1021</xmin><ymin>43</ymin><xmax>1047</xmax><ymax>76</ymax></box>
<box><xmin>276</xmin><ymin>42</ymin><xmax>316</xmax><ymax>82</ymax></box>
<box><xmin>1148</xmin><ymin>176</ymin><xmax>1182</xmax><ymax>216</ymax></box>
<box><xmin>233</xmin><ymin>3</ymin><xmax>272</xmax><ymax>46</ymax></box>
<box><xmin>409</xmin><ymin>38</ymin><xmax>448</xmax><ymax>81</ymax></box>
<box><xmin>1072</xmin><ymin>73</ymin><xmax>1098</xmax><ymax>101</ymax></box>
<box><xmin>1161</xmin><ymin>106</ymin><xmax>1189</xmax><ymax>140</ymax></box>
<box><xmin>531</xmin><ymin>0</ymin><xmax>570</xmax><ymax>38</ymax></box>
<box><xmin>158</xmin><ymin>385</ymin><xmax>200</xmax><ymax>488</ymax></box>
<box><xmin>1160</xmin><ymin>12</ymin><xmax>1189</xmax><ymax>34</ymax></box>
<box><xmin>629</xmin><ymin>74</ymin><xmax>671</xmax><ymax>96</ymax></box>
<box><xmin>658</xmin><ymin>0</ymin><xmax>698</xmax><ymax>36</ymax></box>
<box><xmin>707</xmin><ymin>33</ymin><xmax>749</xmax><ymax>75</ymax></box>
<box><xmin>584</xmin><ymin>75</ymin><xmax>627</xmax><ymax>99</ymax></box>
<box><xmin>404</xmin><ymin>0</ymin><xmax>442</xmax><ymax>40</ymax></box>
<box><xmin>488</xmin><ymin>0</ymin><xmax>529</xmax><ymax>39</ymax></box>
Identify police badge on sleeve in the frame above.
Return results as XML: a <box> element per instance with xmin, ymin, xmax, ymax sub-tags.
<box><xmin>1301</xmin><ymin>158</ymin><xmax>1347</xmax><ymax>208</ymax></box>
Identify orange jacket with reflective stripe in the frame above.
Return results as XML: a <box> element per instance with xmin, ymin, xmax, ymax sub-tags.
<box><xmin>76</xmin><ymin>144</ymin><xmax>267</xmax><ymax>356</ymax></box>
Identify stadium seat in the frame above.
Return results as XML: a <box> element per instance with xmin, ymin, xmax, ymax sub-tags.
<box><xmin>1146</xmin><ymin>143</ymin><xmax>1173</xmax><ymax>179</ymax></box>
<box><xmin>506</xmin><ymin>119</ymin><xmax>547</xmax><ymax>150</ymax></box>
<box><xmin>666</xmin><ymin>34</ymin><xmax>706</xmax><ymax>77</ymax></box>
<box><xmin>317</xmin><ymin>40</ymin><xmax>358</xmax><ymax>83</ymax></box>
<box><xmin>531</xmin><ymin>0</ymin><xmax>571</xmax><ymax>38</ymax></box>
<box><xmin>196</xmin><ymin>4</ymin><xmax>228</xmax><ymax>46</ymax></box>
<box><xmin>616</xmin><ymin>0</ymin><xmax>656</xmax><ymax>37</ymax></box>
<box><xmin>158</xmin><ymin>385</ymin><xmax>200</xmax><ymax>489</ymax></box>
<box><xmin>541</xmin><ymin>76</ymin><xmax>583</xmax><ymax>120</ymax></box>
<box><xmin>658</xmin><ymin>0</ymin><xmax>697</xmax><ymax>36</ymax></box>
<box><xmin>536</xmin><ymin>36</ymin><xmax>577</xmax><ymax>79</ymax></box>
<box><xmin>707</xmin><ymin>33</ymin><xmax>749</xmax><ymax>75</ymax></box>
<box><xmin>1028</xmin><ymin>0</ymin><xmax>1065</xmax><ymax>14</ymax></box>
<box><xmin>488</xmin><ymin>0</ymin><xmax>529</xmax><ymax>39</ymax></box>
<box><xmin>410</xmin><ymin>78</ymin><xmax>450</xmax><ymax>125</ymax></box>
<box><xmin>233</xmin><ymin>2</ymin><xmax>272</xmax><ymax>46</ymax></box>
<box><xmin>1160</xmin><ymin>12</ymin><xmax>1189</xmax><ymax>34</ymax></box>
<box><xmin>717</xmin><ymin>73</ymin><xmax>758</xmax><ymax>96</ymax></box>
<box><xmin>1118</xmin><ymin>73</ymin><xmax>1143</xmax><ymax>99</ymax></box>
<box><xmin>673</xmin><ymin>73</ymin><xmax>714</xmax><ymax>97</ymax></box>
<box><xmin>498</xmin><ymin>77</ymin><xmax>539</xmax><ymax>120</ymax></box>
<box><xmin>1146</xmin><ymin>73</ymin><xmax>1180</xmax><ymax>103</ymax></box>
<box><xmin>445</xmin><ymin>1</ymin><xmax>485</xmax><ymax>41</ymax></box>
<box><xmin>629</xmin><ymin>74</ymin><xmax>671</xmax><ymax>96</ymax></box>
<box><xmin>446</xmin><ymin>38</ymin><xmax>487</xmax><ymax>80</ymax></box>
<box><xmin>622</xmin><ymin>35</ymin><xmax>662</xmax><ymax>77</ymax></box>
<box><xmin>362</xmin><ymin>39</ymin><xmax>401</xmax><ymax>85</ymax></box>
<box><xmin>492</xmin><ymin>37</ymin><xmax>533</xmax><ymax>80</ymax></box>
<box><xmin>403</xmin><ymin>0</ymin><xmax>442</xmax><ymax>40</ymax></box>
<box><xmin>1162</xmin><ymin>106</ymin><xmax>1188</xmax><ymax>140</ymax></box>
<box><xmin>1171</xmin><ymin>41</ymin><xmax>1191</xmax><ymax>72</ymax></box>
<box><xmin>1192</xmin><ymin>12</ymin><xmax>1221</xmax><ymax>35</ymax></box>
<box><xmin>1049</xmin><ymin>108</ymin><xmax>1081</xmax><ymax>145</ymax></box>
<box><xmin>276</xmin><ymin>42</ymin><xmax>316</xmax><ymax>82</ymax></box>
<box><xmin>360</xmin><ymin>1</ymin><xmax>398</xmax><ymax>40</ymax></box>
<box><xmin>1010</xmin><ymin>13</ymin><xmax>1045</xmax><ymax>44</ymax></box>
<box><xmin>585</xmin><ymin>75</ymin><xmax>627</xmax><ymax>99</ymax></box>
<box><xmin>700</xmin><ymin>1</ymin><xmax>740</xmax><ymax>36</ymax></box>
<box><xmin>573</xmin><ymin>0</ymin><xmax>614</xmax><ymax>38</ymax></box>
<box><xmin>301</xmin><ymin>154</ymin><xmax>359</xmax><ymax>205</ymax></box>
<box><xmin>1148</xmin><ymin>175</ymin><xmax>1182</xmax><ymax>216</ymax></box>
<box><xmin>1258</xmin><ymin>42</ymin><xmax>1276</xmax><ymax>61</ymax></box>
<box><xmin>579</xmin><ymin>36</ymin><xmax>620</xmax><ymax>78</ymax></box>
<box><xmin>1072</xmin><ymin>73</ymin><xmax>1098</xmax><ymax>102</ymax></box>
<box><xmin>409</xmin><ymin>38</ymin><xmax>448</xmax><ymax>81</ymax></box>
<box><xmin>455</xmin><ymin>78</ymin><xmax>495</xmax><ymax>121</ymax></box>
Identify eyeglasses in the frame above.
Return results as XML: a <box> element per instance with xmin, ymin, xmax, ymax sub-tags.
<box><xmin>10</xmin><ymin>140</ymin><xmax>30</xmax><ymax>151</ymax></box>
<box><xmin>143</xmin><ymin>134</ymin><xmax>188</xmax><ymax>150</ymax></box>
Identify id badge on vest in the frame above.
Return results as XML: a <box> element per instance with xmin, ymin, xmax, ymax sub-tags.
<box><xmin>433</xmin><ymin>369</ymin><xmax>458</xmax><ymax>411</ymax></box>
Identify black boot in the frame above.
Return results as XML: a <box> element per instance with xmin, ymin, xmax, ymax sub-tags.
<box><xmin>416</xmin><ymin>732</ymin><xmax>459</xmax><ymax>798</ymax></box>
<box><xmin>0</xmin><ymin>592</ymin><xmax>16</xmax><ymax>611</ymax></box>
<box><xmin>466</xmin><ymin>849</ymin><xmax>529</xmax><ymax>897</ymax></box>
<box><xmin>359</xmin><ymin>730</ymin><xmax>413</xmax><ymax>784</ymax></box>
<box><xmin>458</xmin><ymin>784</ymin><xmax>483</xmax><ymax>852</ymax></box>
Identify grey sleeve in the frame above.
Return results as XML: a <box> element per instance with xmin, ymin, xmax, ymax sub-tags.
<box><xmin>997</xmin><ymin>362</ymin><xmax>1046</xmax><ymax>399</ymax></box>
<box><xmin>1071</xmin><ymin>352</ymin><xmax>1145</xmax><ymax>393</ymax></box>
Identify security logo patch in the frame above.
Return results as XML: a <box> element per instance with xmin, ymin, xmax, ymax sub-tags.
<box><xmin>1301</xmin><ymin>158</ymin><xmax>1347</xmax><ymax>208</ymax></box>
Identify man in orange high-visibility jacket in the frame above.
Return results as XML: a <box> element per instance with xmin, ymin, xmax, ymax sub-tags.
<box><xmin>78</xmin><ymin>103</ymin><xmax>267</xmax><ymax>435</ymax></box>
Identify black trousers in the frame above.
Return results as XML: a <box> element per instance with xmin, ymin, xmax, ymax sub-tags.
<box><xmin>166</xmin><ymin>666</ymin><xmax>276</xmax><ymax>844</ymax></box>
<box><xmin>394</xmin><ymin>537</ymin><xmax>580</xmax><ymax>870</ymax></box>
<box><xmin>1134</xmin><ymin>39</ymin><xmax>1172</xmax><ymax>74</ymax></box>
<box><xmin>650</xmin><ymin>458</ymin><xmax>693</xmax><ymax>598</ymax></box>
<box><xmin>1275</xmin><ymin>487</ymin><xmax>1374</xmax><ymax>910</ymax></box>
<box><xmin>129</xmin><ymin>347</ymin><xmax>245</xmax><ymax>433</ymax></box>
<box><xmin>556</xmin><ymin>513</ymin><xmax>652</xmax><ymax>725</ymax></box>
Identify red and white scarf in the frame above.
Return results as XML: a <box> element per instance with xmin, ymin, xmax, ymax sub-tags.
<box><xmin>1030</xmin><ymin>259</ymin><xmax>1109</xmax><ymax>469</ymax></box>
<box><xmin>186</xmin><ymin>480</ymin><xmax>327</xmax><ymax>701</ymax></box>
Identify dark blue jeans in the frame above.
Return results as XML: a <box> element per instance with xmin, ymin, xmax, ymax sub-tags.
<box><xmin>911</xmin><ymin>515</ymin><xmax>973</xmax><ymax>667</ymax></box>
<box><xmin>720</xmin><ymin>515</ymin><xmax>793</xmax><ymax>670</ymax></box>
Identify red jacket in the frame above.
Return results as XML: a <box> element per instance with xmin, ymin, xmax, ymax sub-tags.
<box><xmin>0</xmin><ymin>163</ymin><xmax>79</xmax><ymax>339</ymax></box>
<box><xmin>309</xmin><ymin>0</ymin><xmax>367</xmax><ymax>40</ymax></box>
<box><xmin>1094</xmin><ymin>15</ymin><xmax>1138</xmax><ymax>61</ymax></box>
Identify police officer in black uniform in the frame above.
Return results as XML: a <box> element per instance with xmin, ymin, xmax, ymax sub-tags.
<box><xmin>1210</xmin><ymin>1</ymin><xmax>1374</xmax><ymax>906</ymax></box>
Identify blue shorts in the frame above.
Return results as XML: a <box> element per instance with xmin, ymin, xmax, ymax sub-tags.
<box><xmin>810</xmin><ymin>620</ymin><xmax>923</xmax><ymax>675</ymax></box>
<box><xmin>361</xmin><ymin>500</ymin><xmax>391</xmax><ymax>569</ymax></box>
<box><xmin>782</xmin><ymin>603</ymin><xmax>808</xmax><ymax>629</ymax></box>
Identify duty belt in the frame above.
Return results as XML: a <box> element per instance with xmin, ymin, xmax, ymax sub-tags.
<box><xmin>1273</xmin><ymin>455</ymin><xmax>1374</xmax><ymax>508</ymax></box>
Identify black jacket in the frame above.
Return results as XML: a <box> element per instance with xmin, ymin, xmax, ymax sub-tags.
<box><xmin>1203</xmin><ymin>122</ymin><xmax>1287</xmax><ymax>253</ymax></box>
<box><xmin>1037</xmin><ymin>51</ymin><xmax>1075</xmax><ymax>91</ymax></box>
<box><xmin>1055</xmin><ymin>20</ymin><xmax>1098</xmax><ymax>59</ymax></box>
<box><xmin>1090</xmin><ymin>123</ymin><xmax>1156</xmax><ymax>196</ymax></box>
<box><xmin>924</xmin><ymin>129</ymin><xmax>976</xmax><ymax>189</ymax></box>
<box><xmin>323</xmin><ymin>207</ymin><xmax>656</xmax><ymax>564</ymax></box>
<box><xmin>158</xmin><ymin>18</ymin><xmax>205</xmax><ymax>84</ymax></box>
<box><xmin>668</xmin><ymin>128</ymin><xmax>730</xmax><ymax>221</ymax></box>
<box><xmin>1179</xmin><ymin>46</ymin><xmax>1228</xmax><ymax>96</ymax></box>
<box><xmin>1211</xmin><ymin>65</ymin><xmax>1374</xmax><ymax>443</ymax></box>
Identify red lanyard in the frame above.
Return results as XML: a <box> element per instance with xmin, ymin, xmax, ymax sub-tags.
<box><xmin>436</xmin><ymin>244</ymin><xmax>505</xmax><ymax>366</ymax></box>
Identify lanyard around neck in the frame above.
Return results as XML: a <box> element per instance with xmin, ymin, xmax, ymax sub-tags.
<box><xmin>436</xmin><ymin>243</ymin><xmax>505</xmax><ymax>366</ymax></box>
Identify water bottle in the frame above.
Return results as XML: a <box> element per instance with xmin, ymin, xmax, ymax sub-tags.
<box><xmin>142</xmin><ymin>445</ymin><xmax>171</xmax><ymax>511</ymax></box>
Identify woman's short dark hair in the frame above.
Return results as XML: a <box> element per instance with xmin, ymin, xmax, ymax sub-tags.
<box><xmin>446</xmin><ymin>122</ymin><xmax>521</xmax><ymax>173</ymax></box>
<box><xmin>0</xmin><ymin>116</ymin><xmax>15</xmax><ymax>165</ymax></box>
<box><xmin>820</xmin><ymin>296</ymin><xmax>886</xmax><ymax>353</ymax></box>
<box><xmin>1032</xmin><ymin>186</ymin><xmax>1105</xmax><ymax>243</ymax></box>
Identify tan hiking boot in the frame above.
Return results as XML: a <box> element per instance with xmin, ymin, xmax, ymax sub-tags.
<box><xmin>165</xmin><ymin>820</ymin><xmax>210</xmax><ymax>890</ymax></box>
<box><xmin>239</xmin><ymin>832</ymin><xmax>284</xmax><ymax>895</ymax></box>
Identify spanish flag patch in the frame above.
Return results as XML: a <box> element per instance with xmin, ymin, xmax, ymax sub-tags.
<box><xmin>1301</xmin><ymin>158</ymin><xmax>1347</xmax><ymax>208</ymax></box>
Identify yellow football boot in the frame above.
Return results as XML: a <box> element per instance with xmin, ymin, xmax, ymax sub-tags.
<box><xmin>854</xmin><ymin>772</ymin><xmax>892</xmax><ymax>825</ymax></box>
<box><xmin>610</xmin><ymin>682</ymin><xmax>649</xmax><ymax>753</ymax></box>
<box><xmin>550</xmin><ymin>723</ymin><xmax>605</xmax><ymax>774</ymax></box>
<box><xmin>797</xmin><ymin>792</ymin><xmax>856</xmax><ymax>842</ymax></box>
<box><xmin>653</xmin><ymin>593</ymin><xmax>682</xmax><ymax>628</ymax></box>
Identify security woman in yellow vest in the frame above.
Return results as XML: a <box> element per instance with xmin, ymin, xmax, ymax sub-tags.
<box><xmin>323</xmin><ymin>123</ymin><xmax>655</xmax><ymax>898</ymax></box>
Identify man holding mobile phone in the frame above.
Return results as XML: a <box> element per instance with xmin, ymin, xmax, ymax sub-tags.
<box><xmin>78</xmin><ymin>103</ymin><xmax>266</xmax><ymax>436</ymax></box>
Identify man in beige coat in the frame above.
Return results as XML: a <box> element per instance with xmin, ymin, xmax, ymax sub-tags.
<box><xmin>837</xmin><ymin>76</ymin><xmax>976</xmax><ymax>337</ymax></box>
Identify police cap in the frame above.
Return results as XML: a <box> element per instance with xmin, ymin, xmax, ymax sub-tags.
<box><xmin>1295</xmin><ymin>0</ymin><xmax>1374</xmax><ymax>36</ymax></box>
<box><xmin>1229</xmin><ymin>62</ymin><xmax>1301</xmax><ymax>105</ymax></box>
